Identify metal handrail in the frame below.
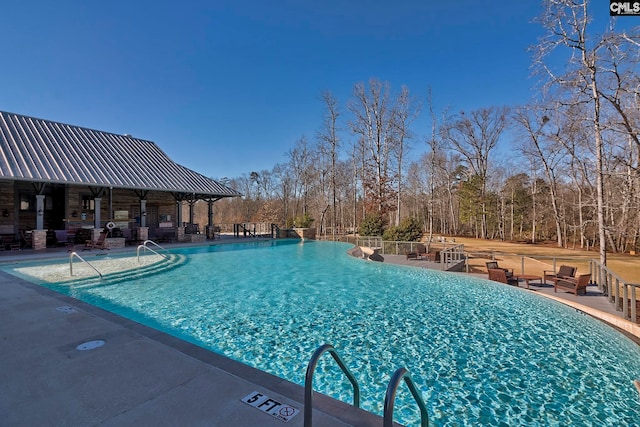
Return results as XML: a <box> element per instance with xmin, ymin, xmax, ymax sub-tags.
<box><xmin>304</xmin><ymin>344</ymin><xmax>360</xmax><ymax>427</ymax></box>
<box><xmin>383</xmin><ymin>367</ymin><xmax>428</xmax><ymax>427</ymax></box>
<box><xmin>69</xmin><ymin>251</ymin><xmax>103</xmax><ymax>279</ymax></box>
<box><xmin>136</xmin><ymin>240</ymin><xmax>168</xmax><ymax>262</ymax></box>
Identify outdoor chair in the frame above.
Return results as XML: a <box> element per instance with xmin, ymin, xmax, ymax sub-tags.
<box><xmin>488</xmin><ymin>268</ymin><xmax>519</xmax><ymax>286</ymax></box>
<box><xmin>544</xmin><ymin>265</ymin><xmax>576</xmax><ymax>285</ymax></box>
<box><xmin>553</xmin><ymin>274</ymin><xmax>591</xmax><ymax>296</ymax></box>
<box><xmin>83</xmin><ymin>232</ymin><xmax>109</xmax><ymax>251</ymax></box>
<box><xmin>486</xmin><ymin>261</ymin><xmax>513</xmax><ymax>277</ymax></box>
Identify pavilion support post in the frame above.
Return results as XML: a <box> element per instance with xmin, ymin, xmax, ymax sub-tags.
<box><xmin>94</xmin><ymin>197</ymin><xmax>102</xmax><ymax>229</ymax></box>
<box><xmin>188</xmin><ymin>196</ymin><xmax>196</xmax><ymax>227</ymax></box>
<box><xmin>35</xmin><ymin>195</ymin><xmax>45</xmax><ymax>230</ymax></box>
<box><xmin>176</xmin><ymin>200</ymin><xmax>185</xmax><ymax>241</ymax></box>
<box><xmin>176</xmin><ymin>200</ymin><xmax>183</xmax><ymax>226</ymax></box>
<box><xmin>140</xmin><ymin>199</ymin><xmax>147</xmax><ymax>228</ymax></box>
<box><xmin>206</xmin><ymin>200</ymin><xmax>215</xmax><ymax>239</ymax></box>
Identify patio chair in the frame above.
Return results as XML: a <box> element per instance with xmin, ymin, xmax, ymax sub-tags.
<box><xmin>82</xmin><ymin>232</ymin><xmax>109</xmax><ymax>251</ymax></box>
<box><xmin>488</xmin><ymin>268</ymin><xmax>519</xmax><ymax>286</ymax></box>
<box><xmin>544</xmin><ymin>265</ymin><xmax>576</xmax><ymax>285</ymax></box>
<box><xmin>553</xmin><ymin>274</ymin><xmax>591</xmax><ymax>296</ymax></box>
<box><xmin>486</xmin><ymin>261</ymin><xmax>513</xmax><ymax>277</ymax></box>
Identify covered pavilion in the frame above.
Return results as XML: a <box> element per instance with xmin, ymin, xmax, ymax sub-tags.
<box><xmin>0</xmin><ymin>111</ymin><xmax>240</xmax><ymax>250</ymax></box>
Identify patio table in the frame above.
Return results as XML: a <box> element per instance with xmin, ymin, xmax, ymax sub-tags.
<box><xmin>514</xmin><ymin>274</ymin><xmax>542</xmax><ymax>289</ymax></box>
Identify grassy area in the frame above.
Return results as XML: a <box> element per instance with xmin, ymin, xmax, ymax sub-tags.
<box><xmin>445</xmin><ymin>236</ymin><xmax>640</xmax><ymax>283</ymax></box>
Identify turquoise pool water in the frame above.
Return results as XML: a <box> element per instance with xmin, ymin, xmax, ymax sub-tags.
<box><xmin>5</xmin><ymin>240</ymin><xmax>640</xmax><ymax>426</ymax></box>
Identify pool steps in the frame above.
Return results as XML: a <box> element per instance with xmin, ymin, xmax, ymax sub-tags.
<box><xmin>304</xmin><ymin>343</ymin><xmax>429</xmax><ymax>427</ymax></box>
<box><xmin>53</xmin><ymin>253</ymin><xmax>188</xmax><ymax>288</ymax></box>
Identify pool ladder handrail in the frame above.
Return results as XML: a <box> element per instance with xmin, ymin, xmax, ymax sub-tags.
<box><xmin>304</xmin><ymin>343</ymin><xmax>360</xmax><ymax>427</ymax></box>
<box><xmin>136</xmin><ymin>239</ymin><xmax>169</xmax><ymax>262</ymax></box>
<box><xmin>383</xmin><ymin>367</ymin><xmax>429</xmax><ymax>427</ymax></box>
<box><xmin>69</xmin><ymin>251</ymin><xmax>103</xmax><ymax>279</ymax></box>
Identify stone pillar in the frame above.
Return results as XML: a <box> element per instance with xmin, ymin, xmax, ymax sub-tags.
<box><xmin>138</xmin><ymin>226</ymin><xmax>149</xmax><ymax>242</ymax></box>
<box><xmin>31</xmin><ymin>229</ymin><xmax>47</xmax><ymax>250</ymax></box>
<box><xmin>176</xmin><ymin>226</ymin><xmax>185</xmax><ymax>242</ymax></box>
<box><xmin>140</xmin><ymin>199</ymin><xmax>147</xmax><ymax>227</ymax></box>
<box><xmin>91</xmin><ymin>228</ymin><xmax>102</xmax><ymax>242</ymax></box>
<box><xmin>206</xmin><ymin>225</ymin><xmax>215</xmax><ymax>240</ymax></box>
<box><xmin>94</xmin><ymin>197</ymin><xmax>102</xmax><ymax>229</ymax></box>
<box><xmin>35</xmin><ymin>195</ymin><xmax>45</xmax><ymax>230</ymax></box>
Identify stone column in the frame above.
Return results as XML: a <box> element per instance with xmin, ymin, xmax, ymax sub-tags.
<box><xmin>35</xmin><ymin>195</ymin><xmax>45</xmax><ymax>230</ymax></box>
<box><xmin>176</xmin><ymin>226</ymin><xmax>185</xmax><ymax>242</ymax></box>
<box><xmin>91</xmin><ymin>228</ymin><xmax>102</xmax><ymax>242</ymax></box>
<box><xmin>31</xmin><ymin>229</ymin><xmax>47</xmax><ymax>250</ymax></box>
<box><xmin>138</xmin><ymin>226</ymin><xmax>149</xmax><ymax>242</ymax></box>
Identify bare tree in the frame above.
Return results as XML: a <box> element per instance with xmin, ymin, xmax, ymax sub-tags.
<box><xmin>317</xmin><ymin>91</ymin><xmax>341</xmax><ymax>237</ymax></box>
<box><xmin>348</xmin><ymin>79</ymin><xmax>396</xmax><ymax>216</ymax></box>
<box><xmin>390</xmin><ymin>85</ymin><xmax>418</xmax><ymax>225</ymax></box>
<box><xmin>514</xmin><ymin>106</ymin><xmax>570</xmax><ymax>247</ymax></box>
<box><xmin>442</xmin><ymin>107</ymin><xmax>509</xmax><ymax>239</ymax></box>
<box><xmin>533</xmin><ymin>0</ymin><xmax>640</xmax><ymax>264</ymax></box>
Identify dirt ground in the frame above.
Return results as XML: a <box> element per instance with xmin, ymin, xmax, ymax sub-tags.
<box><xmin>444</xmin><ymin>236</ymin><xmax>640</xmax><ymax>283</ymax></box>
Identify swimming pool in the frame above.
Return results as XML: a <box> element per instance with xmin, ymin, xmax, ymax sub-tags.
<box><xmin>5</xmin><ymin>240</ymin><xmax>640</xmax><ymax>426</ymax></box>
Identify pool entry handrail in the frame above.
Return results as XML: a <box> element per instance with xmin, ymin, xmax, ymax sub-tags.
<box><xmin>304</xmin><ymin>343</ymin><xmax>360</xmax><ymax>427</ymax></box>
<box><xmin>383</xmin><ymin>367</ymin><xmax>429</xmax><ymax>427</ymax></box>
<box><xmin>69</xmin><ymin>251</ymin><xmax>103</xmax><ymax>279</ymax></box>
<box><xmin>137</xmin><ymin>239</ymin><xmax>169</xmax><ymax>262</ymax></box>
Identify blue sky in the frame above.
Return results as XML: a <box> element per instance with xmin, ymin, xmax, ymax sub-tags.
<box><xmin>0</xmin><ymin>1</ymin><xmax>620</xmax><ymax>180</ymax></box>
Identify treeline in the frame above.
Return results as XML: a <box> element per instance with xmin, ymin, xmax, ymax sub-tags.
<box><xmin>210</xmin><ymin>1</ymin><xmax>640</xmax><ymax>261</ymax></box>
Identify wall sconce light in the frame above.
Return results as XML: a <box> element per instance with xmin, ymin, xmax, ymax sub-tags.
<box><xmin>71</xmin><ymin>210</ymin><xmax>78</xmax><ymax>218</ymax></box>
<box><xmin>37</xmin><ymin>208</ymin><xmax>43</xmax><ymax>216</ymax></box>
<box><xmin>2</xmin><ymin>209</ymin><xmax>9</xmax><ymax>218</ymax></box>
<box><xmin>142</xmin><ymin>210</ymin><xmax>147</xmax><ymax>216</ymax></box>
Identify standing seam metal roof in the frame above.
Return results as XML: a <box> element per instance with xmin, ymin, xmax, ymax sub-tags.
<box><xmin>0</xmin><ymin>111</ymin><xmax>240</xmax><ymax>198</ymax></box>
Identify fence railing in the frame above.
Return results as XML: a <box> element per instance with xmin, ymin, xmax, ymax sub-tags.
<box><xmin>466</xmin><ymin>251</ymin><xmax>639</xmax><ymax>325</ymax></box>
<box><xmin>440</xmin><ymin>244</ymin><xmax>466</xmax><ymax>271</ymax></box>
<box><xmin>590</xmin><ymin>259</ymin><xmax>639</xmax><ymax>324</ymax></box>
<box><xmin>355</xmin><ymin>237</ymin><xmax>465</xmax><ymax>271</ymax></box>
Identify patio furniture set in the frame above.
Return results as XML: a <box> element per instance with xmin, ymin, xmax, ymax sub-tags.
<box><xmin>486</xmin><ymin>262</ymin><xmax>592</xmax><ymax>296</ymax></box>
<box><xmin>406</xmin><ymin>244</ymin><xmax>440</xmax><ymax>262</ymax></box>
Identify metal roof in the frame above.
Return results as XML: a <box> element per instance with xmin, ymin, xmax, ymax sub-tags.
<box><xmin>0</xmin><ymin>111</ymin><xmax>240</xmax><ymax>198</ymax></box>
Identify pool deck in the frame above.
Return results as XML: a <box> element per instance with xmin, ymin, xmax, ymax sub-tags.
<box><xmin>1</xmin><ymin>238</ymin><xmax>638</xmax><ymax>426</ymax></box>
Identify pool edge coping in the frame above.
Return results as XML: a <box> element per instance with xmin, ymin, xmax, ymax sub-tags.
<box><xmin>2</xmin><ymin>270</ymin><xmax>386</xmax><ymax>427</ymax></box>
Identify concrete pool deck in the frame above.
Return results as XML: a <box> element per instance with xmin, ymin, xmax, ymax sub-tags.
<box><xmin>1</xmin><ymin>239</ymin><xmax>638</xmax><ymax>426</ymax></box>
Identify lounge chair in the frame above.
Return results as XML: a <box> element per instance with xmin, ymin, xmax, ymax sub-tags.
<box><xmin>486</xmin><ymin>261</ymin><xmax>513</xmax><ymax>278</ymax></box>
<box><xmin>553</xmin><ymin>274</ymin><xmax>591</xmax><ymax>295</ymax></box>
<box><xmin>488</xmin><ymin>268</ymin><xmax>518</xmax><ymax>286</ymax></box>
<box><xmin>83</xmin><ymin>232</ymin><xmax>109</xmax><ymax>251</ymax></box>
<box><xmin>544</xmin><ymin>265</ymin><xmax>576</xmax><ymax>285</ymax></box>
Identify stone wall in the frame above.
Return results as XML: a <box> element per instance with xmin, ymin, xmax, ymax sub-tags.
<box><xmin>292</xmin><ymin>228</ymin><xmax>316</xmax><ymax>240</ymax></box>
